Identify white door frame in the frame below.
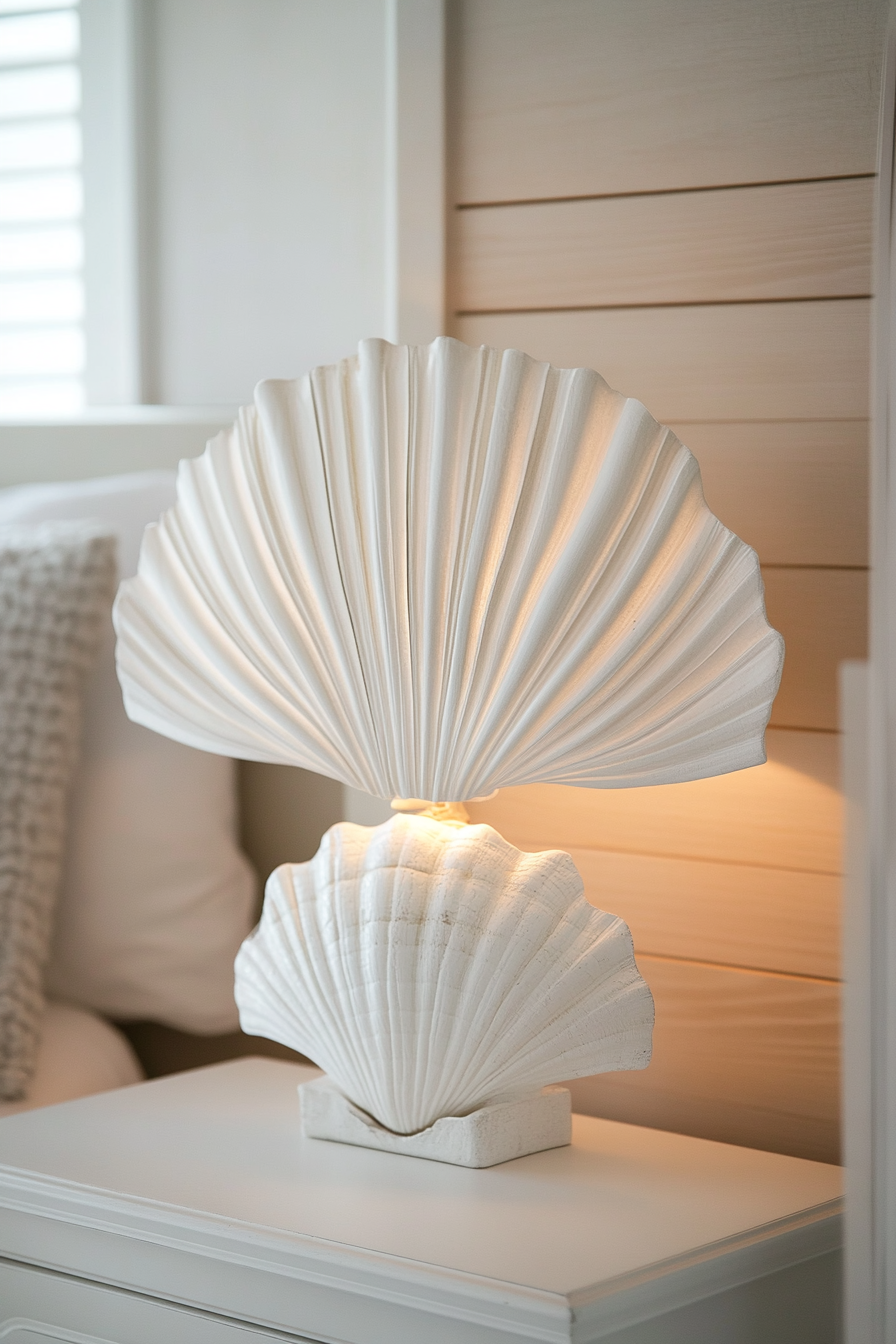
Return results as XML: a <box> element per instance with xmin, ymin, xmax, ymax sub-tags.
<box><xmin>384</xmin><ymin>0</ymin><xmax>445</xmax><ymax>346</ymax></box>
<box><xmin>849</xmin><ymin>6</ymin><xmax>896</xmax><ymax>1341</ymax></box>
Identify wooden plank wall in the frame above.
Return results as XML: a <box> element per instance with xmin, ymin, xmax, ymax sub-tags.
<box><xmin>448</xmin><ymin>0</ymin><xmax>886</xmax><ymax>1163</ymax></box>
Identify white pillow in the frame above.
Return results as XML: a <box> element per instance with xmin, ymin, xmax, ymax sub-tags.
<box><xmin>0</xmin><ymin>472</ymin><xmax>257</xmax><ymax>1033</ymax></box>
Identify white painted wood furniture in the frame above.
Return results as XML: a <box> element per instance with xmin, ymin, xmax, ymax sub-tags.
<box><xmin>0</xmin><ymin>1058</ymin><xmax>842</xmax><ymax>1343</ymax></box>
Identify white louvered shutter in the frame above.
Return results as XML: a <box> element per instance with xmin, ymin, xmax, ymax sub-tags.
<box><xmin>0</xmin><ymin>0</ymin><xmax>82</xmax><ymax>415</ymax></box>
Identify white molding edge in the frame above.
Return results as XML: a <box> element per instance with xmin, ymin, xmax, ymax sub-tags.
<box><xmin>842</xmin><ymin>660</ymin><xmax>871</xmax><ymax>1344</ymax></box>
<box><xmin>344</xmin><ymin>0</ymin><xmax>448</xmax><ymax>826</ymax></box>
<box><xmin>384</xmin><ymin>0</ymin><xmax>445</xmax><ymax>345</ymax></box>
<box><xmin>0</xmin><ymin>1166</ymin><xmax>842</xmax><ymax>1344</ymax></box>
<box><xmin>865</xmin><ymin>6</ymin><xmax>896</xmax><ymax>1340</ymax></box>
<box><xmin>0</xmin><ymin>411</ymin><xmax>236</xmax><ymax>487</ymax></box>
<box><xmin>0</xmin><ymin>406</ymin><xmax>235</xmax><ymax>428</ymax></box>
<box><xmin>80</xmin><ymin>0</ymin><xmax>141</xmax><ymax>405</ymax></box>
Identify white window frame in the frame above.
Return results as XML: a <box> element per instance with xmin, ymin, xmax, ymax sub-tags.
<box><xmin>383</xmin><ymin>0</ymin><xmax>444</xmax><ymax>347</ymax></box>
<box><xmin>80</xmin><ymin>0</ymin><xmax>138</xmax><ymax>403</ymax></box>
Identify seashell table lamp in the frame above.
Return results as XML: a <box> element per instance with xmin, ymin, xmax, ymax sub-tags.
<box><xmin>114</xmin><ymin>337</ymin><xmax>784</xmax><ymax>1167</ymax></box>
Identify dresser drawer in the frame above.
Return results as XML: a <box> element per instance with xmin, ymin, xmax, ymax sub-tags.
<box><xmin>0</xmin><ymin>1260</ymin><xmax>319</xmax><ymax>1344</ymax></box>
<box><xmin>1</xmin><ymin>1249</ymin><xmax>842</xmax><ymax>1344</ymax></box>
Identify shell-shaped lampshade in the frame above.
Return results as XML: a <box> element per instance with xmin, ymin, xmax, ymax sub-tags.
<box><xmin>235</xmin><ymin>815</ymin><xmax>654</xmax><ymax>1134</ymax></box>
<box><xmin>114</xmin><ymin>337</ymin><xmax>783</xmax><ymax>802</ymax></box>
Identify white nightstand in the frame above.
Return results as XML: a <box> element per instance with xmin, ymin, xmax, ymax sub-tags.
<box><xmin>0</xmin><ymin>1058</ymin><xmax>842</xmax><ymax>1343</ymax></box>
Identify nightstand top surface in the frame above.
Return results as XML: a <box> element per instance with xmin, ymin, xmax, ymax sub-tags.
<box><xmin>0</xmin><ymin>1056</ymin><xmax>841</xmax><ymax>1301</ymax></box>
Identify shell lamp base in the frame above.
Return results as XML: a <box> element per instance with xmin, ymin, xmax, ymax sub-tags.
<box><xmin>298</xmin><ymin>1076</ymin><xmax>572</xmax><ymax>1167</ymax></box>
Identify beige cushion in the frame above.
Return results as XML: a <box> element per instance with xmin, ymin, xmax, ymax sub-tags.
<box><xmin>0</xmin><ymin>522</ymin><xmax>115</xmax><ymax>1100</ymax></box>
<box><xmin>0</xmin><ymin>1001</ymin><xmax>144</xmax><ymax>1117</ymax></box>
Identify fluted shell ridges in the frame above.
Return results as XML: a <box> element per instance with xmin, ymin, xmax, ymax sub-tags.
<box><xmin>234</xmin><ymin>815</ymin><xmax>654</xmax><ymax>1135</ymax></box>
<box><xmin>114</xmin><ymin>336</ymin><xmax>783</xmax><ymax>802</ymax></box>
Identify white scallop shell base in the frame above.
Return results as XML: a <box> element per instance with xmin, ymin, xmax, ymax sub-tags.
<box><xmin>234</xmin><ymin>814</ymin><xmax>654</xmax><ymax>1136</ymax></box>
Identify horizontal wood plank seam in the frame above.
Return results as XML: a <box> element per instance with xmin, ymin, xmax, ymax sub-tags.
<box><xmin>455</xmin><ymin>172</ymin><xmax>876</xmax><ymax>211</ymax></box>
<box><xmin>767</xmin><ymin>723</ymin><xmax>841</xmax><ymax>734</ymax></box>
<box><xmin>636</xmin><ymin>950</ymin><xmax>840</xmax><ymax>986</ymax></box>
<box><xmin>667</xmin><ymin>417</ymin><xmax>870</xmax><ymax>426</ymax></box>
<box><xmin>761</xmin><ymin>563</ymin><xmax>869</xmax><ymax>571</ymax></box>
<box><xmin>577</xmin><ymin>1091</ymin><xmax>843</xmax><ymax>1135</ymax></box>
<box><xmin>454</xmin><ymin>294</ymin><xmax>872</xmax><ymax>318</ymax></box>
<box><xmin>670</xmin><ymin>417</ymin><xmax>869</xmax><ymax>425</ymax></box>
<box><xmin>541</xmin><ymin>840</ymin><xmax>840</xmax><ymax>878</ymax></box>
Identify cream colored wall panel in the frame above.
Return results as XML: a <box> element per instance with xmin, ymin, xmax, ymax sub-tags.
<box><xmin>453</xmin><ymin>0</ymin><xmax>885</xmax><ymax>203</ymax></box>
<box><xmin>446</xmin><ymin>0</ymin><xmax>866</xmax><ymax>1171</ymax></box>
<box><xmin>674</xmin><ymin>420</ymin><xmax>869</xmax><ymax>567</ymax></box>
<box><xmin>453</xmin><ymin>178</ymin><xmax>872</xmax><ymax>311</ymax></box>
<box><xmin>610</xmin><ymin>955</ymin><xmax>840</xmax><ymax>1127</ymax></box>
<box><xmin>764</xmin><ymin>567</ymin><xmax>868</xmax><ymax>730</ymax></box>
<box><xmin>566</xmin><ymin>955</ymin><xmax>841</xmax><ymax>1163</ymax></box>
<box><xmin>453</xmin><ymin>299</ymin><xmax>870</xmax><ymax>422</ymax></box>
<box><xmin>466</xmin><ymin>728</ymin><xmax>841</xmax><ymax>874</ymax></box>
<box><xmin>572</xmin><ymin>848</ymin><xmax>839</xmax><ymax>980</ymax></box>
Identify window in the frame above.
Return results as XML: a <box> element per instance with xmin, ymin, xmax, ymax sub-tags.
<box><xmin>0</xmin><ymin>0</ymin><xmax>83</xmax><ymax>415</ymax></box>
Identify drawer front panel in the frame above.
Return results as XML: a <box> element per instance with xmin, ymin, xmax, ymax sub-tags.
<box><xmin>0</xmin><ymin>1260</ymin><xmax>317</xmax><ymax>1344</ymax></box>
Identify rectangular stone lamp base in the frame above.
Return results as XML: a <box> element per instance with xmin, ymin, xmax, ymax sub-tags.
<box><xmin>299</xmin><ymin>1075</ymin><xmax>572</xmax><ymax>1167</ymax></box>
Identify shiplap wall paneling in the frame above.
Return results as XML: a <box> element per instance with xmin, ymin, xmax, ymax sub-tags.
<box><xmin>453</xmin><ymin>177</ymin><xmax>873</xmax><ymax>312</ymax></box>
<box><xmin>672</xmin><ymin>421</ymin><xmax>869</xmax><ymax>568</ymax></box>
<box><xmin>570</xmin><ymin>849</ymin><xmax>839</xmax><ymax>981</ymax></box>
<box><xmin>566</xmin><ymin>958</ymin><xmax>840</xmax><ymax>1164</ymax></box>
<box><xmin>448</xmin><ymin>0</ymin><xmax>880</xmax><ymax>1160</ymax></box>
<box><xmin>470</xmin><ymin>736</ymin><xmax>842</xmax><ymax>1163</ymax></box>
<box><xmin>469</xmin><ymin>732</ymin><xmax>840</xmax><ymax>975</ymax></box>
<box><xmin>764</xmin><ymin>568</ymin><xmax>868</xmax><ymax>730</ymax></box>
<box><xmin>454</xmin><ymin>301</ymin><xmax>870</xmax><ymax>422</ymax></box>
<box><xmin>452</xmin><ymin>0</ymin><xmax>885</xmax><ymax>201</ymax></box>
<box><xmin>467</xmin><ymin>729</ymin><xmax>841</xmax><ymax>872</ymax></box>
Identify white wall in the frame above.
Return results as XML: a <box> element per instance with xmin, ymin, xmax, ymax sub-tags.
<box><xmin>141</xmin><ymin>0</ymin><xmax>389</xmax><ymax>405</ymax></box>
<box><xmin>131</xmin><ymin>0</ymin><xmax>443</xmax><ymax>832</ymax></box>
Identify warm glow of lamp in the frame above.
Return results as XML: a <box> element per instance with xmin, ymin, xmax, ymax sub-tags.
<box><xmin>113</xmin><ymin>337</ymin><xmax>783</xmax><ymax>1166</ymax></box>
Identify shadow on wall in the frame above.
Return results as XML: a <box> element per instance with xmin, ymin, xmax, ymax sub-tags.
<box><xmin>117</xmin><ymin>1019</ymin><xmax>309</xmax><ymax>1080</ymax></box>
<box><xmin>238</xmin><ymin>763</ymin><xmax>345</xmax><ymax>891</ymax></box>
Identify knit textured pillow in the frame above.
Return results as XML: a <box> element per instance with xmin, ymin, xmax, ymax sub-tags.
<box><xmin>0</xmin><ymin>522</ymin><xmax>116</xmax><ymax>1100</ymax></box>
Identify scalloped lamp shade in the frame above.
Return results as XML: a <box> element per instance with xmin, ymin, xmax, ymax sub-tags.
<box><xmin>113</xmin><ymin>337</ymin><xmax>783</xmax><ymax>803</ymax></box>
